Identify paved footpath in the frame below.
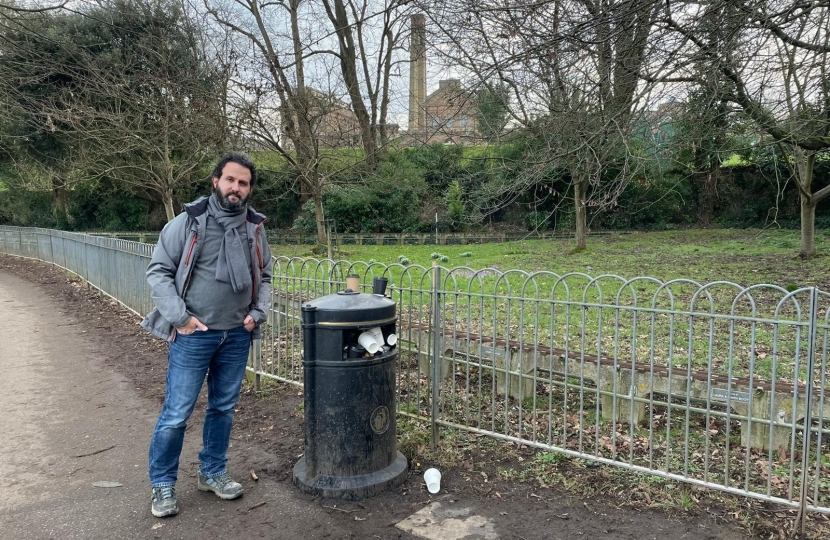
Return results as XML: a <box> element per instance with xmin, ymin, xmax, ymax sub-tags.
<box><xmin>0</xmin><ymin>270</ymin><xmax>408</xmax><ymax>540</ymax></box>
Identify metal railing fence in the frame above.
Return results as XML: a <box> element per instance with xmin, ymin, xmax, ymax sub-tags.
<box><xmin>83</xmin><ymin>229</ymin><xmax>627</xmax><ymax>247</ymax></box>
<box><xmin>261</xmin><ymin>257</ymin><xmax>830</xmax><ymax>518</ymax></box>
<box><xmin>2</xmin><ymin>226</ymin><xmax>829</xmax><ymax>518</ymax></box>
<box><xmin>2</xmin><ymin>226</ymin><xmax>155</xmax><ymax>316</ymax></box>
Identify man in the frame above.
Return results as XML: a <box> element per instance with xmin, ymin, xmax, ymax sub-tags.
<box><xmin>140</xmin><ymin>152</ymin><xmax>273</xmax><ymax>518</ymax></box>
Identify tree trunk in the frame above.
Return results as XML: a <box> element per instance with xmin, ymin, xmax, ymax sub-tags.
<box><xmin>313</xmin><ymin>191</ymin><xmax>327</xmax><ymax>245</ymax></box>
<box><xmin>695</xmin><ymin>165</ymin><xmax>718</xmax><ymax>226</ymax></box>
<box><xmin>574</xmin><ymin>176</ymin><xmax>588</xmax><ymax>250</ymax></box>
<box><xmin>799</xmin><ymin>194</ymin><xmax>816</xmax><ymax>258</ymax></box>
<box><xmin>300</xmin><ymin>183</ymin><xmax>312</xmax><ymax>204</ymax></box>
<box><xmin>795</xmin><ymin>150</ymin><xmax>817</xmax><ymax>258</ymax></box>
<box><xmin>325</xmin><ymin>0</ymin><xmax>379</xmax><ymax>170</ymax></box>
<box><xmin>162</xmin><ymin>190</ymin><xmax>176</xmax><ymax>222</ymax></box>
<box><xmin>51</xmin><ymin>176</ymin><xmax>71</xmax><ymax>227</ymax></box>
<box><xmin>360</xmin><ymin>123</ymin><xmax>377</xmax><ymax>169</ymax></box>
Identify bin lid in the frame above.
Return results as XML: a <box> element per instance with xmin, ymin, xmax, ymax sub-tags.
<box><xmin>304</xmin><ymin>291</ymin><xmax>395</xmax><ymax>327</ymax></box>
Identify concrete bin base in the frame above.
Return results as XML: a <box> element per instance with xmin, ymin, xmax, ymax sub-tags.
<box><xmin>293</xmin><ymin>451</ymin><xmax>408</xmax><ymax>500</ymax></box>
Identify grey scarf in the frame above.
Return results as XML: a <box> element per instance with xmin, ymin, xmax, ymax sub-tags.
<box><xmin>207</xmin><ymin>194</ymin><xmax>252</xmax><ymax>293</ymax></box>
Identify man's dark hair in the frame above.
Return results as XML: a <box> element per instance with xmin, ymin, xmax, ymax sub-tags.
<box><xmin>212</xmin><ymin>152</ymin><xmax>257</xmax><ymax>188</ymax></box>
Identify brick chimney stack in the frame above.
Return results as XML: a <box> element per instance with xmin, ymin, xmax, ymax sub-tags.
<box><xmin>408</xmin><ymin>14</ymin><xmax>427</xmax><ymax>132</ymax></box>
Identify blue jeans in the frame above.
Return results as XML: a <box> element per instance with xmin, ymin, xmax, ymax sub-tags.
<box><xmin>149</xmin><ymin>326</ymin><xmax>251</xmax><ymax>487</ymax></box>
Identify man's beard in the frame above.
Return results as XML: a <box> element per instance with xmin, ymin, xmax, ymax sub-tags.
<box><xmin>214</xmin><ymin>186</ymin><xmax>248</xmax><ymax>211</ymax></box>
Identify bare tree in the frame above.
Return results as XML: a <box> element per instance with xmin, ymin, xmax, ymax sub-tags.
<box><xmin>427</xmin><ymin>0</ymin><xmax>661</xmax><ymax>248</ymax></box>
<box><xmin>0</xmin><ymin>5</ymin><xmax>88</xmax><ymax>224</ymax></box>
<box><xmin>664</xmin><ymin>5</ymin><xmax>744</xmax><ymax>227</ymax></box>
<box><xmin>70</xmin><ymin>0</ymin><xmax>224</xmax><ymax>221</ymax></box>
<box><xmin>0</xmin><ymin>1</ymin><xmax>66</xmax><ymax>14</ymax></box>
<box><xmin>0</xmin><ymin>0</ymin><xmax>226</xmax><ymax>223</ymax></box>
<box><xmin>203</xmin><ymin>0</ymin><xmax>411</xmax><ymax>244</ymax></box>
<box><xmin>666</xmin><ymin>1</ymin><xmax>830</xmax><ymax>257</ymax></box>
<box><xmin>321</xmin><ymin>0</ymin><xmax>409</xmax><ymax>166</ymax></box>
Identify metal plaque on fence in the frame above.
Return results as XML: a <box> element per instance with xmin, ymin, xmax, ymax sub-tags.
<box><xmin>710</xmin><ymin>388</ymin><xmax>751</xmax><ymax>404</ymax></box>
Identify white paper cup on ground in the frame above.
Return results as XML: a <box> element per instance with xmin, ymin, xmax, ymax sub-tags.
<box><xmin>357</xmin><ymin>332</ymin><xmax>380</xmax><ymax>354</ymax></box>
<box><xmin>386</xmin><ymin>333</ymin><xmax>398</xmax><ymax>346</ymax></box>
<box><xmin>423</xmin><ymin>468</ymin><xmax>441</xmax><ymax>494</ymax></box>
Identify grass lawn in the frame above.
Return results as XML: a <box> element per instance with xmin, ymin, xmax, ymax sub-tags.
<box><xmin>272</xmin><ymin>228</ymin><xmax>830</xmax><ymax>290</ymax></box>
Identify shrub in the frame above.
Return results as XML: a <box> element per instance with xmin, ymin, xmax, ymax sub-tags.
<box><xmin>447</xmin><ymin>180</ymin><xmax>465</xmax><ymax>230</ymax></box>
<box><xmin>0</xmin><ymin>188</ymin><xmax>55</xmax><ymax>227</ymax></box>
<box><xmin>291</xmin><ymin>157</ymin><xmax>426</xmax><ymax>234</ymax></box>
<box><xmin>402</xmin><ymin>143</ymin><xmax>464</xmax><ymax>194</ymax></box>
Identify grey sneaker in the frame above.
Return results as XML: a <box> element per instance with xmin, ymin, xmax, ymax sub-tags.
<box><xmin>151</xmin><ymin>486</ymin><xmax>179</xmax><ymax>518</ymax></box>
<box><xmin>197</xmin><ymin>472</ymin><xmax>243</xmax><ymax>500</ymax></box>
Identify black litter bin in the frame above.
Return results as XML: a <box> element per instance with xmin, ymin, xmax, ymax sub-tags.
<box><xmin>293</xmin><ymin>280</ymin><xmax>408</xmax><ymax>499</ymax></box>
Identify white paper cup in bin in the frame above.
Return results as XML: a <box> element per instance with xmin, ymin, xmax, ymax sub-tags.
<box><xmin>369</xmin><ymin>326</ymin><xmax>384</xmax><ymax>345</ymax></box>
<box><xmin>357</xmin><ymin>332</ymin><xmax>380</xmax><ymax>354</ymax></box>
<box><xmin>423</xmin><ymin>468</ymin><xmax>441</xmax><ymax>494</ymax></box>
<box><xmin>386</xmin><ymin>333</ymin><xmax>398</xmax><ymax>346</ymax></box>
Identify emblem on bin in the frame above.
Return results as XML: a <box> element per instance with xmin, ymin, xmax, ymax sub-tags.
<box><xmin>370</xmin><ymin>405</ymin><xmax>390</xmax><ymax>434</ymax></box>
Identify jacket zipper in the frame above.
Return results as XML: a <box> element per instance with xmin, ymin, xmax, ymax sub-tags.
<box><xmin>184</xmin><ymin>234</ymin><xmax>197</xmax><ymax>266</ymax></box>
<box><xmin>251</xmin><ymin>222</ymin><xmax>265</xmax><ymax>302</ymax></box>
<box><xmin>169</xmin><ymin>231</ymin><xmax>199</xmax><ymax>342</ymax></box>
<box><xmin>182</xmin><ymin>233</ymin><xmax>198</xmax><ymax>295</ymax></box>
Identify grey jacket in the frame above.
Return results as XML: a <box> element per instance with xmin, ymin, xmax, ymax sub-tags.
<box><xmin>140</xmin><ymin>196</ymin><xmax>273</xmax><ymax>341</ymax></box>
